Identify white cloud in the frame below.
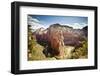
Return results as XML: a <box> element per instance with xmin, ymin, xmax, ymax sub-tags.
<box><xmin>28</xmin><ymin>16</ymin><xmax>46</xmax><ymax>29</ymax></box>
<box><xmin>66</xmin><ymin>23</ymin><xmax>87</xmax><ymax>29</ymax></box>
<box><xmin>28</xmin><ymin>16</ymin><xmax>87</xmax><ymax>30</ymax></box>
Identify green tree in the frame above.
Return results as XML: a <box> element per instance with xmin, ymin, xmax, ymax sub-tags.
<box><xmin>72</xmin><ymin>40</ymin><xmax>88</xmax><ymax>59</ymax></box>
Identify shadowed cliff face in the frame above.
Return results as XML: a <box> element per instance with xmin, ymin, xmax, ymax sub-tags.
<box><xmin>33</xmin><ymin>23</ymin><xmax>88</xmax><ymax>58</ymax></box>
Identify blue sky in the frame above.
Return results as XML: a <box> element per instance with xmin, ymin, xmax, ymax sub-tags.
<box><xmin>28</xmin><ymin>15</ymin><xmax>88</xmax><ymax>29</ymax></box>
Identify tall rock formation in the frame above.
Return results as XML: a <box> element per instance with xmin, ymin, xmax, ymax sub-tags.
<box><xmin>47</xmin><ymin>25</ymin><xmax>65</xmax><ymax>58</ymax></box>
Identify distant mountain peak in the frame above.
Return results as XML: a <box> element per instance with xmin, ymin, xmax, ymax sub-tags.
<box><xmin>50</xmin><ymin>23</ymin><xmax>73</xmax><ymax>29</ymax></box>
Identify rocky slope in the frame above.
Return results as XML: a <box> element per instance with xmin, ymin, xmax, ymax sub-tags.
<box><xmin>28</xmin><ymin>23</ymin><xmax>88</xmax><ymax>60</ymax></box>
<box><xmin>31</xmin><ymin>23</ymin><xmax>88</xmax><ymax>59</ymax></box>
<box><xmin>48</xmin><ymin>24</ymin><xmax>87</xmax><ymax>47</ymax></box>
<box><xmin>34</xmin><ymin>24</ymin><xmax>87</xmax><ymax>44</ymax></box>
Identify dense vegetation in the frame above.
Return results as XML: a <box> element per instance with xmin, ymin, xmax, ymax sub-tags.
<box><xmin>28</xmin><ymin>25</ymin><xmax>46</xmax><ymax>60</ymax></box>
<box><xmin>72</xmin><ymin>40</ymin><xmax>88</xmax><ymax>59</ymax></box>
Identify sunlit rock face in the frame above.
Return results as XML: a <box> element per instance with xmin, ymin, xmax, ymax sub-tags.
<box><xmin>47</xmin><ymin>26</ymin><xmax>65</xmax><ymax>58</ymax></box>
<box><xmin>34</xmin><ymin>27</ymin><xmax>48</xmax><ymax>43</ymax></box>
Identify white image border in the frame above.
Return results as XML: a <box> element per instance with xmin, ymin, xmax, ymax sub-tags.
<box><xmin>20</xmin><ymin>6</ymin><xmax>95</xmax><ymax>70</ymax></box>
